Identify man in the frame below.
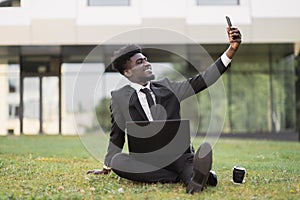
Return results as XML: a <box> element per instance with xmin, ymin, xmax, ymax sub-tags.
<box><xmin>88</xmin><ymin>26</ymin><xmax>242</xmax><ymax>194</ymax></box>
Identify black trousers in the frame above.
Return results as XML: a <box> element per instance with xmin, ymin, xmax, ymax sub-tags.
<box><xmin>111</xmin><ymin>152</ymin><xmax>194</xmax><ymax>186</ymax></box>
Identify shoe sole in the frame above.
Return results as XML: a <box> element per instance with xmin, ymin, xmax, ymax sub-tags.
<box><xmin>186</xmin><ymin>142</ymin><xmax>212</xmax><ymax>194</ymax></box>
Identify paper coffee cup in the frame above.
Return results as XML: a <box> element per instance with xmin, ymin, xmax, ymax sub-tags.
<box><xmin>232</xmin><ymin>166</ymin><xmax>246</xmax><ymax>184</ymax></box>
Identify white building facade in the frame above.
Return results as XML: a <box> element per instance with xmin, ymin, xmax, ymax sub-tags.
<box><xmin>0</xmin><ymin>0</ymin><xmax>299</xmax><ymax>136</ymax></box>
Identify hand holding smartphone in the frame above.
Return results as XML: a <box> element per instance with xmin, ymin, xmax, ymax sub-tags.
<box><xmin>225</xmin><ymin>16</ymin><xmax>241</xmax><ymax>51</ymax></box>
<box><xmin>226</xmin><ymin>16</ymin><xmax>235</xmax><ymax>39</ymax></box>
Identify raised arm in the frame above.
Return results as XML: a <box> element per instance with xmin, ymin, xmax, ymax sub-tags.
<box><xmin>167</xmin><ymin>26</ymin><xmax>242</xmax><ymax>101</ymax></box>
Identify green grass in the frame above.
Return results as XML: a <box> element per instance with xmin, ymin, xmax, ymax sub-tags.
<box><xmin>0</xmin><ymin>135</ymin><xmax>299</xmax><ymax>200</ymax></box>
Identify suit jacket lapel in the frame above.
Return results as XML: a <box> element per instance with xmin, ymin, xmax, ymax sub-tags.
<box><xmin>150</xmin><ymin>83</ymin><xmax>164</xmax><ymax>119</ymax></box>
<box><xmin>150</xmin><ymin>84</ymin><xmax>162</xmax><ymax>105</ymax></box>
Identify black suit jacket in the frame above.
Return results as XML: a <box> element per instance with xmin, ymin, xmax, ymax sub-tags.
<box><xmin>104</xmin><ymin>58</ymin><xmax>229</xmax><ymax>166</ymax></box>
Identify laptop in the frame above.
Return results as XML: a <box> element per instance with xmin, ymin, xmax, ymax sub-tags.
<box><xmin>126</xmin><ymin>119</ymin><xmax>191</xmax><ymax>158</ymax></box>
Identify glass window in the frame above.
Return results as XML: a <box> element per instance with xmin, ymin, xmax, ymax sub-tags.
<box><xmin>7</xmin><ymin>64</ymin><xmax>20</xmax><ymax>92</ymax></box>
<box><xmin>88</xmin><ymin>0</ymin><xmax>130</xmax><ymax>6</ymax></box>
<box><xmin>196</xmin><ymin>0</ymin><xmax>239</xmax><ymax>6</ymax></box>
<box><xmin>23</xmin><ymin>77</ymin><xmax>40</xmax><ymax>134</ymax></box>
<box><xmin>8</xmin><ymin>80</ymin><xmax>16</xmax><ymax>93</ymax></box>
<box><xmin>188</xmin><ymin>44</ymin><xmax>296</xmax><ymax>134</ymax></box>
<box><xmin>42</xmin><ymin>77</ymin><xmax>59</xmax><ymax>134</ymax></box>
<box><xmin>222</xmin><ymin>44</ymin><xmax>295</xmax><ymax>133</ymax></box>
<box><xmin>0</xmin><ymin>0</ymin><xmax>20</xmax><ymax>7</ymax></box>
<box><xmin>8</xmin><ymin>104</ymin><xmax>19</xmax><ymax>118</ymax></box>
<box><xmin>61</xmin><ymin>63</ymin><xmax>106</xmax><ymax>134</ymax></box>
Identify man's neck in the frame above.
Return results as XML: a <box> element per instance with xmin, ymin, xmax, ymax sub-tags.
<box><xmin>142</xmin><ymin>82</ymin><xmax>149</xmax><ymax>87</ymax></box>
<box><xmin>130</xmin><ymin>81</ymin><xmax>150</xmax><ymax>91</ymax></box>
<box><xmin>131</xmin><ymin>81</ymin><xmax>149</xmax><ymax>86</ymax></box>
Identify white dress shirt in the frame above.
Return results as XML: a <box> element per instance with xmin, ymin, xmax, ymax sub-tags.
<box><xmin>221</xmin><ymin>52</ymin><xmax>232</xmax><ymax>67</ymax></box>
<box><xmin>130</xmin><ymin>82</ymin><xmax>156</xmax><ymax>121</ymax></box>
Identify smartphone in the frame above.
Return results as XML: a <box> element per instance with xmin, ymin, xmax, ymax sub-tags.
<box><xmin>226</xmin><ymin>16</ymin><xmax>232</xmax><ymax>27</ymax></box>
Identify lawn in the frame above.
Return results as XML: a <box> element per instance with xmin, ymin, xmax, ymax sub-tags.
<box><xmin>0</xmin><ymin>135</ymin><xmax>299</xmax><ymax>200</ymax></box>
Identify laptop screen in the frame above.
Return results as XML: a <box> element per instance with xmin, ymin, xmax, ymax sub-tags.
<box><xmin>126</xmin><ymin>119</ymin><xmax>191</xmax><ymax>157</ymax></box>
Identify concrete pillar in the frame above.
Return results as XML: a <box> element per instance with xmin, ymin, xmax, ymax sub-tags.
<box><xmin>295</xmin><ymin>43</ymin><xmax>300</xmax><ymax>141</ymax></box>
<box><xmin>0</xmin><ymin>64</ymin><xmax>8</xmax><ymax>135</ymax></box>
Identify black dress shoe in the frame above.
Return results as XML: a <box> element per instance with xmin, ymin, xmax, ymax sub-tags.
<box><xmin>207</xmin><ymin>170</ymin><xmax>218</xmax><ymax>187</ymax></box>
<box><xmin>186</xmin><ymin>142</ymin><xmax>212</xmax><ymax>194</ymax></box>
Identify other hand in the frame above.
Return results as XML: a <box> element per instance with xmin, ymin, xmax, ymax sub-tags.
<box><xmin>86</xmin><ymin>168</ymin><xmax>111</xmax><ymax>175</ymax></box>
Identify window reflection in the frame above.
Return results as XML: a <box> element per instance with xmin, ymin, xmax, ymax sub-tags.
<box><xmin>0</xmin><ymin>0</ymin><xmax>20</xmax><ymax>7</ymax></box>
<box><xmin>23</xmin><ymin>77</ymin><xmax>40</xmax><ymax>134</ymax></box>
<box><xmin>196</xmin><ymin>0</ymin><xmax>239</xmax><ymax>6</ymax></box>
<box><xmin>88</xmin><ymin>0</ymin><xmax>129</xmax><ymax>6</ymax></box>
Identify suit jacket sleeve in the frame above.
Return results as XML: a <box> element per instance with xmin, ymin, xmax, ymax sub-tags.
<box><xmin>104</xmin><ymin>91</ymin><xmax>126</xmax><ymax>167</ymax></box>
<box><xmin>168</xmin><ymin>57</ymin><xmax>229</xmax><ymax>101</ymax></box>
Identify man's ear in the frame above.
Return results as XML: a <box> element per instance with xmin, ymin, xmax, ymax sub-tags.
<box><xmin>124</xmin><ymin>69</ymin><xmax>132</xmax><ymax>78</ymax></box>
